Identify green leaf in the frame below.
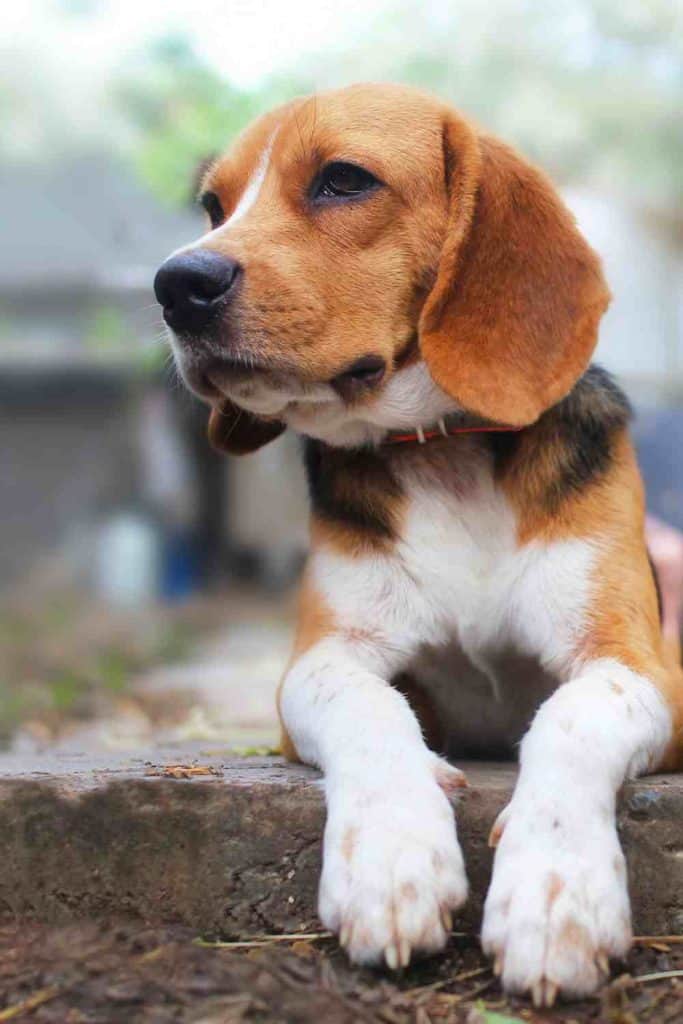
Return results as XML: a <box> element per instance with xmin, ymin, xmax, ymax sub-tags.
<box><xmin>471</xmin><ymin>1003</ymin><xmax>525</xmax><ymax>1024</ymax></box>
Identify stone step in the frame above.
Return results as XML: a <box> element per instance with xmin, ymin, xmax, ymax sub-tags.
<box><xmin>1</xmin><ymin>746</ymin><xmax>682</xmax><ymax>937</ymax></box>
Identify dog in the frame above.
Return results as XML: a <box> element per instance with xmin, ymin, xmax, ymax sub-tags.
<box><xmin>154</xmin><ymin>83</ymin><xmax>683</xmax><ymax>1006</ymax></box>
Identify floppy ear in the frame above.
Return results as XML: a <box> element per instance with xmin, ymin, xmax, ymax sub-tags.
<box><xmin>208</xmin><ymin>400</ymin><xmax>285</xmax><ymax>455</ymax></box>
<box><xmin>418</xmin><ymin>116</ymin><xmax>610</xmax><ymax>427</ymax></box>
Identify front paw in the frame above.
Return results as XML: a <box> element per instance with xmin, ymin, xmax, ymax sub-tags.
<box><xmin>482</xmin><ymin>801</ymin><xmax>632</xmax><ymax>1005</ymax></box>
<box><xmin>319</xmin><ymin>774</ymin><xmax>467</xmax><ymax>969</ymax></box>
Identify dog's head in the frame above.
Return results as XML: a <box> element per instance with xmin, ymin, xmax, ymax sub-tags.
<box><xmin>154</xmin><ymin>83</ymin><xmax>609</xmax><ymax>453</ymax></box>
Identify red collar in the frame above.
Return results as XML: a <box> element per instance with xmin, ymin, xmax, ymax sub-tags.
<box><xmin>383</xmin><ymin>414</ymin><xmax>520</xmax><ymax>446</ymax></box>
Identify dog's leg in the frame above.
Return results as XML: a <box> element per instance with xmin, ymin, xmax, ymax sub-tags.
<box><xmin>280</xmin><ymin>636</ymin><xmax>468</xmax><ymax>968</ymax></box>
<box><xmin>482</xmin><ymin>657</ymin><xmax>675</xmax><ymax>1004</ymax></box>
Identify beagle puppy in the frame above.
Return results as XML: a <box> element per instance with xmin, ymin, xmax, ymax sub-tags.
<box><xmin>154</xmin><ymin>83</ymin><xmax>683</xmax><ymax>1006</ymax></box>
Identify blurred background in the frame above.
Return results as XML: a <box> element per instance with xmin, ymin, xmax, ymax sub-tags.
<box><xmin>1</xmin><ymin>0</ymin><xmax>681</xmax><ymax>753</ymax></box>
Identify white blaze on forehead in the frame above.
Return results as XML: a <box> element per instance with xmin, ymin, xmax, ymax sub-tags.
<box><xmin>225</xmin><ymin>130</ymin><xmax>277</xmax><ymax>227</ymax></box>
<box><xmin>165</xmin><ymin>130</ymin><xmax>278</xmax><ymax>261</ymax></box>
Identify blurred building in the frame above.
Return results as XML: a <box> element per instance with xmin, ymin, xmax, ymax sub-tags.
<box><xmin>0</xmin><ymin>155</ymin><xmax>193</xmax><ymax>591</ymax></box>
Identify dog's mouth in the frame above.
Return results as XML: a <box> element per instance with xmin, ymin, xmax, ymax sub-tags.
<box><xmin>205</xmin><ymin>360</ymin><xmax>298</xmax><ymax>418</ymax></box>
<box><xmin>181</xmin><ymin>355</ymin><xmax>285</xmax><ymax>403</ymax></box>
<box><xmin>204</xmin><ymin>357</ymin><xmax>269</xmax><ymax>393</ymax></box>
<box><xmin>185</xmin><ymin>352</ymin><xmax>388</xmax><ymax>416</ymax></box>
<box><xmin>183</xmin><ymin>355</ymin><xmax>332</xmax><ymax>420</ymax></box>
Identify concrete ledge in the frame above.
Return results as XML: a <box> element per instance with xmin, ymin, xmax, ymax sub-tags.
<box><xmin>1</xmin><ymin>748</ymin><xmax>683</xmax><ymax>936</ymax></box>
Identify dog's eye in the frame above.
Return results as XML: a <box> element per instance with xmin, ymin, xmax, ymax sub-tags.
<box><xmin>200</xmin><ymin>191</ymin><xmax>224</xmax><ymax>229</ymax></box>
<box><xmin>313</xmin><ymin>162</ymin><xmax>381</xmax><ymax>201</ymax></box>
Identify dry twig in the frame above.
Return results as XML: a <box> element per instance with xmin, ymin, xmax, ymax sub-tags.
<box><xmin>194</xmin><ymin>931</ymin><xmax>334</xmax><ymax>949</ymax></box>
<box><xmin>0</xmin><ymin>985</ymin><xmax>61</xmax><ymax>1021</ymax></box>
<box><xmin>630</xmin><ymin>969</ymin><xmax>683</xmax><ymax>985</ymax></box>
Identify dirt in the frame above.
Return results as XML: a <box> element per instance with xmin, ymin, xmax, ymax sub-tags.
<box><xmin>1</xmin><ymin>921</ymin><xmax>682</xmax><ymax>1024</ymax></box>
<box><xmin>0</xmin><ymin>583</ymin><xmax>291</xmax><ymax>747</ymax></box>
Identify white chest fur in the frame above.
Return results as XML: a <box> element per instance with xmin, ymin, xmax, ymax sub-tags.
<box><xmin>310</xmin><ymin>447</ymin><xmax>596</xmax><ymax>752</ymax></box>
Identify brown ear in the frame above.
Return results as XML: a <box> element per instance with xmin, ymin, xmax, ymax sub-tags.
<box><xmin>208</xmin><ymin>400</ymin><xmax>285</xmax><ymax>455</ymax></box>
<box><xmin>419</xmin><ymin>116</ymin><xmax>610</xmax><ymax>427</ymax></box>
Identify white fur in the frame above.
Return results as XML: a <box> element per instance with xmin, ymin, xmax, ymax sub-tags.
<box><xmin>280</xmin><ymin>639</ymin><xmax>468</xmax><ymax>966</ymax></box>
<box><xmin>280</xmin><ymin>449</ymin><xmax>674</xmax><ymax>998</ymax></box>
<box><xmin>198</xmin><ymin>359</ymin><xmax>458</xmax><ymax>450</ymax></box>
<box><xmin>226</xmin><ymin>135</ymin><xmax>275</xmax><ymax>226</ymax></box>
<box><xmin>365</xmin><ymin>362</ymin><xmax>459</xmax><ymax>430</ymax></box>
<box><xmin>283</xmin><ymin>362</ymin><xmax>459</xmax><ymax>448</ymax></box>
<box><xmin>482</xmin><ymin>660</ymin><xmax>671</xmax><ymax>1002</ymax></box>
<box><xmin>311</xmin><ymin>462</ymin><xmax>594</xmax><ymax>677</ymax></box>
<box><xmin>166</xmin><ymin>133</ymin><xmax>277</xmax><ymax>263</ymax></box>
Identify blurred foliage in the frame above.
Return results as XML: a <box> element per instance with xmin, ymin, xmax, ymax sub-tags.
<box><xmin>109</xmin><ymin>1</ymin><xmax>682</xmax><ymax>214</ymax></box>
<box><xmin>3</xmin><ymin>1</ymin><xmax>681</xmax><ymax>213</ymax></box>
<box><xmin>116</xmin><ymin>36</ymin><xmax>306</xmax><ymax>206</ymax></box>
<box><xmin>304</xmin><ymin>0</ymin><xmax>683</xmax><ymax>211</ymax></box>
<box><xmin>84</xmin><ymin>306</ymin><xmax>129</xmax><ymax>352</ymax></box>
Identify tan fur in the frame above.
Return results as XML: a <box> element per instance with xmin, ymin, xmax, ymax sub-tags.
<box><xmin>309</xmin><ymin>516</ymin><xmax>388</xmax><ymax>558</ymax></box>
<box><xmin>503</xmin><ymin>428</ymin><xmax>683</xmax><ymax>764</ymax></box>
<box><xmin>200</xmin><ymin>85</ymin><xmax>608</xmax><ymax>453</ymax></box>
<box><xmin>200</xmin><ymin>86</ymin><xmax>447</xmax><ymax>452</ymax></box>
<box><xmin>190</xmin><ymin>83</ymin><xmax>681</xmax><ymax>765</ymax></box>
<box><xmin>276</xmin><ymin>572</ymin><xmax>335</xmax><ymax>761</ymax></box>
<box><xmin>419</xmin><ymin>127</ymin><xmax>609</xmax><ymax>427</ymax></box>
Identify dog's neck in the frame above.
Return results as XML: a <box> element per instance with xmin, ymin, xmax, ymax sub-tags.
<box><xmin>382</xmin><ymin>414</ymin><xmax>520</xmax><ymax>447</ymax></box>
<box><xmin>287</xmin><ymin>362</ymin><xmax>464</xmax><ymax>449</ymax></box>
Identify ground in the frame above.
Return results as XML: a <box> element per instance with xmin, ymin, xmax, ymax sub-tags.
<box><xmin>2</xmin><ymin>921</ymin><xmax>683</xmax><ymax>1023</ymax></box>
<box><xmin>2</xmin><ymin>583</ymin><xmax>683</xmax><ymax>1022</ymax></box>
<box><xmin>0</xmin><ymin>583</ymin><xmax>290</xmax><ymax>751</ymax></box>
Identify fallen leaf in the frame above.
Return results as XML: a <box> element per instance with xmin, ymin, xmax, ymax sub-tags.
<box><xmin>291</xmin><ymin>940</ymin><xmax>317</xmax><ymax>960</ymax></box>
<box><xmin>231</xmin><ymin>746</ymin><xmax>280</xmax><ymax>757</ymax></box>
<box><xmin>145</xmin><ymin>764</ymin><xmax>222</xmax><ymax>779</ymax></box>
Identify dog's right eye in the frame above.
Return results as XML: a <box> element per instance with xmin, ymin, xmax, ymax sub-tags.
<box><xmin>312</xmin><ymin>162</ymin><xmax>382</xmax><ymax>202</ymax></box>
<box><xmin>200</xmin><ymin>192</ymin><xmax>224</xmax><ymax>229</ymax></box>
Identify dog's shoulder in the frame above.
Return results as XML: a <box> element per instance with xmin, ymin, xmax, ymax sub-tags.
<box><xmin>494</xmin><ymin>364</ymin><xmax>634</xmax><ymax>522</ymax></box>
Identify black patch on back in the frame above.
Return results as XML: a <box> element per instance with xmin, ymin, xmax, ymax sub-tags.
<box><xmin>304</xmin><ymin>440</ymin><xmax>402</xmax><ymax>540</ymax></box>
<box><xmin>546</xmin><ymin>365</ymin><xmax>632</xmax><ymax>507</ymax></box>
<box><xmin>493</xmin><ymin>364</ymin><xmax>633</xmax><ymax>512</ymax></box>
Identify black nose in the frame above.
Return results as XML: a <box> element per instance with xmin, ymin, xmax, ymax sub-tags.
<box><xmin>153</xmin><ymin>250</ymin><xmax>241</xmax><ymax>333</ymax></box>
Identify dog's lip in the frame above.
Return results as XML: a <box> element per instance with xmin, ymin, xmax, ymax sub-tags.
<box><xmin>200</xmin><ymin>357</ymin><xmax>275</xmax><ymax>398</ymax></box>
<box><xmin>196</xmin><ymin>355</ymin><xmax>342</xmax><ymax>411</ymax></box>
<box><xmin>200</xmin><ymin>357</ymin><xmax>295</xmax><ymax>417</ymax></box>
<box><xmin>205</xmin><ymin>357</ymin><xmax>267</xmax><ymax>384</ymax></box>
<box><xmin>211</xmin><ymin>395</ymin><xmax>283</xmax><ymax>422</ymax></box>
<box><xmin>202</xmin><ymin>356</ymin><xmax>330</xmax><ymax>396</ymax></box>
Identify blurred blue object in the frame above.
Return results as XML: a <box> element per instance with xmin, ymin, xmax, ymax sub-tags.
<box><xmin>161</xmin><ymin>529</ymin><xmax>200</xmax><ymax>602</ymax></box>
<box><xmin>634</xmin><ymin>408</ymin><xmax>683</xmax><ymax>532</ymax></box>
